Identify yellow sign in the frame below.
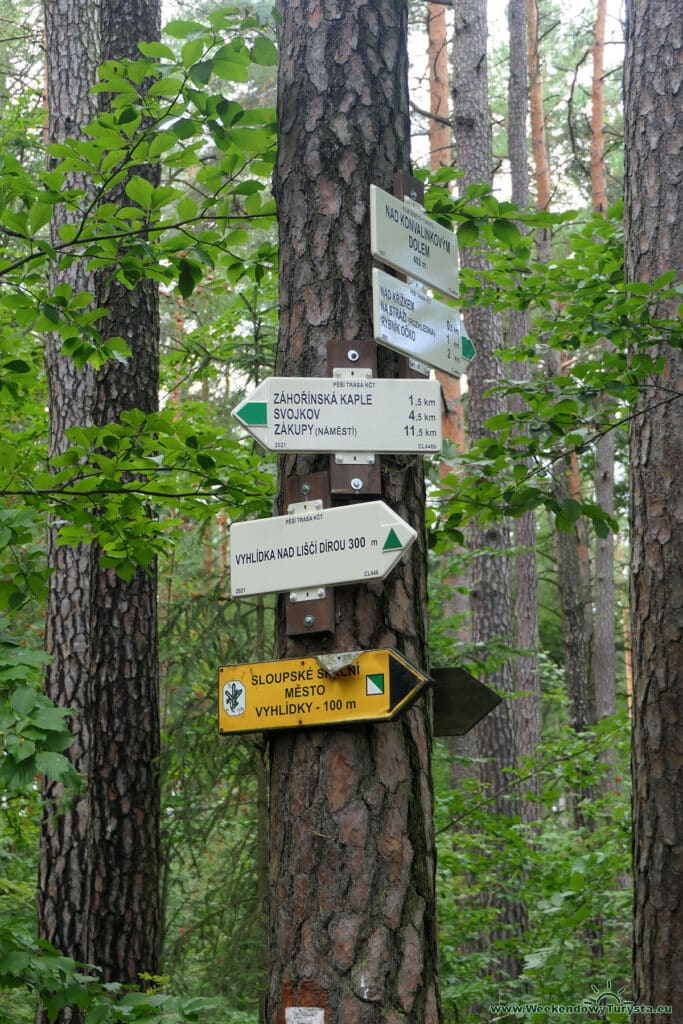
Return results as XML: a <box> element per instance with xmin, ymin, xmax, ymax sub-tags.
<box><xmin>218</xmin><ymin>649</ymin><xmax>429</xmax><ymax>735</ymax></box>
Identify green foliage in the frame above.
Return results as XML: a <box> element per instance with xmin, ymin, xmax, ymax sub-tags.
<box><xmin>435</xmin><ymin>682</ymin><xmax>631</xmax><ymax>1021</ymax></box>
<box><xmin>0</xmin><ymin>5</ymin><xmax>279</xmax><ymax>1019</ymax></box>
<box><xmin>0</xmin><ymin>624</ymin><xmax>80</xmax><ymax>793</ymax></box>
<box><xmin>0</xmin><ymin>5</ymin><xmax>279</xmax><ymax>570</ymax></box>
<box><xmin>0</xmin><ymin>918</ymin><xmax>229</xmax><ymax>1023</ymax></box>
<box><xmin>420</xmin><ymin>176</ymin><xmax>681</xmax><ymax>542</ymax></box>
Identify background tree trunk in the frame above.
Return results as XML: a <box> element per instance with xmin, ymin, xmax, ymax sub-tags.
<box><xmin>624</xmin><ymin>0</ymin><xmax>683</xmax><ymax>1018</ymax></box>
<box><xmin>452</xmin><ymin>0</ymin><xmax>525</xmax><ymax>978</ymax></box>
<box><xmin>39</xmin><ymin>0</ymin><xmax>101</xmax><ymax>996</ymax></box>
<box><xmin>590</xmin><ymin>0</ymin><xmax>608</xmax><ymax>215</ymax></box>
<box><xmin>527</xmin><ymin>0</ymin><xmax>595</xmax><ymax>746</ymax></box>
<box><xmin>591</xmin><ymin>0</ymin><xmax>616</xmax><ymax>727</ymax></box>
<box><xmin>38</xmin><ymin>1</ymin><xmax>161</xmax><ymax>1014</ymax></box>
<box><xmin>267</xmin><ymin>3</ymin><xmax>439</xmax><ymax>1021</ymax></box>
<box><xmin>85</xmin><ymin>0</ymin><xmax>161</xmax><ymax>982</ymax></box>
<box><xmin>507</xmin><ymin>0</ymin><xmax>541</xmax><ymax>820</ymax></box>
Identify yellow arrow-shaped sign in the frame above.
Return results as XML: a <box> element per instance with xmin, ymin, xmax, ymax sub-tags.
<box><xmin>218</xmin><ymin>649</ymin><xmax>429</xmax><ymax>736</ymax></box>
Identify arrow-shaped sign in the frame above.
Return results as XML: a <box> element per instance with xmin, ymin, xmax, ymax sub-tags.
<box><xmin>372</xmin><ymin>268</ymin><xmax>475</xmax><ymax>377</ymax></box>
<box><xmin>218</xmin><ymin>648</ymin><xmax>429</xmax><ymax>735</ymax></box>
<box><xmin>370</xmin><ymin>185</ymin><xmax>459</xmax><ymax>298</ymax></box>
<box><xmin>230</xmin><ymin>500</ymin><xmax>416</xmax><ymax>598</ymax></box>
<box><xmin>232</xmin><ymin>375</ymin><xmax>443</xmax><ymax>453</ymax></box>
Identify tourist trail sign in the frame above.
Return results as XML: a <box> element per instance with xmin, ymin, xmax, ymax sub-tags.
<box><xmin>370</xmin><ymin>184</ymin><xmax>459</xmax><ymax>298</ymax></box>
<box><xmin>230</xmin><ymin>500</ymin><xmax>416</xmax><ymax>598</ymax></box>
<box><xmin>232</xmin><ymin>374</ymin><xmax>443</xmax><ymax>453</ymax></box>
<box><xmin>372</xmin><ymin>268</ymin><xmax>475</xmax><ymax>377</ymax></box>
<box><xmin>218</xmin><ymin>649</ymin><xmax>430</xmax><ymax>735</ymax></box>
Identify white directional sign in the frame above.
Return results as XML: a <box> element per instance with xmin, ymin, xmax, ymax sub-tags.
<box><xmin>231</xmin><ymin>375</ymin><xmax>442</xmax><ymax>453</ymax></box>
<box><xmin>370</xmin><ymin>184</ymin><xmax>459</xmax><ymax>299</ymax></box>
<box><xmin>230</xmin><ymin>500</ymin><xmax>416</xmax><ymax>598</ymax></box>
<box><xmin>372</xmin><ymin>268</ymin><xmax>475</xmax><ymax>377</ymax></box>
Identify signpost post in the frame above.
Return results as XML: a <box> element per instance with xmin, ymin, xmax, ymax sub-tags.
<box><xmin>230</xmin><ymin>499</ymin><xmax>417</xmax><ymax>598</ymax></box>
<box><xmin>218</xmin><ymin>649</ymin><xmax>430</xmax><ymax>735</ymax></box>
<box><xmin>232</xmin><ymin>373</ymin><xmax>443</xmax><ymax>453</ymax></box>
<box><xmin>372</xmin><ymin>267</ymin><xmax>475</xmax><ymax>377</ymax></box>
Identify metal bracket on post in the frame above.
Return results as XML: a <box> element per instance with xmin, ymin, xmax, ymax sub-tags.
<box><xmin>332</xmin><ymin>367</ymin><xmax>377</xmax><ymax>471</ymax></box>
<box><xmin>327</xmin><ymin>343</ymin><xmax>382</xmax><ymax>498</ymax></box>
<box><xmin>284</xmin><ymin>472</ymin><xmax>335</xmax><ymax>638</ymax></box>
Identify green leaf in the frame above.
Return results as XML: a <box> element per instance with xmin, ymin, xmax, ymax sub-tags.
<box><xmin>35</xmin><ymin>751</ymin><xmax>74</xmax><ymax>781</ymax></box>
<box><xmin>189</xmin><ymin>60</ymin><xmax>214</xmax><ymax>85</ymax></box>
<box><xmin>492</xmin><ymin>218</ymin><xmax>522</xmax><ymax>250</ymax></box>
<box><xmin>147</xmin><ymin>76</ymin><xmax>185</xmax><ymax>97</ymax></box>
<box><xmin>177</xmin><ymin>258</ymin><xmax>203</xmax><ymax>298</ymax></box>
<box><xmin>212</xmin><ymin>62</ymin><xmax>249</xmax><ymax>83</ymax></box>
<box><xmin>11</xmin><ymin>685</ymin><xmax>37</xmax><ymax>717</ymax></box>
<box><xmin>164</xmin><ymin>19</ymin><xmax>205</xmax><ymax>38</ymax></box>
<box><xmin>125</xmin><ymin>175</ymin><xmax>154</xmax><ymax>210</ymax></box>
<box><xmin>29</xmin><ymin>202</ymin><xmax>54</xmax><ymax>234</ymax></box>
<box><xmin>177</xmin><ymin>196</ymin><xmax>198</xmax><ymax>220</ymax></box>
<box><xmin>137</xmin><ymin>40</ymin><xmax>176</xmax><ymax>60</ymax></box>
<box><xmin>3</xmin><ymin>359</ymin><xmax>31</xmax><ymax>374</ymax></box>
<box><xmin>251</xmin><ymin>36</ymin><xmax>278</xmax><ymax>66</ymax></box>
<box><xmin>457</xmin><ymin>221</ymin><xmax>479</xmax><ymax>247</ymax></box>
<box><xmin>182</xmin><ymin>37</ymin><xmax>206</xmax><ymax>66</ymax></box>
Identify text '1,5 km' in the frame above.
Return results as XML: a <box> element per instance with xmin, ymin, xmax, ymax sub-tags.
<box><xmin>231</xmin><ymin>373</ymin><xmax>443</xmax><ymax>453</ymax></box>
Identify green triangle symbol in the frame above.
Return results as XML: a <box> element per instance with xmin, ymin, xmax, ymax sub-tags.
<box><xmin>366</xmin><ymin>673</ymin><xmax>385</xmax><ymax>696</ymax></box>
<box><xmin>238</xmin><ymin>401</ymin><xmax>268</xmax><ymax>426</ymax></box>
<box><xmin>383</xmin><ymin>528</ymin><xmax>403</xmax><ymax>552</ymax></box>
<box><xmin>461</xmin><ymin>335</ymin><xmax>476</xmax><ymax>360</ymax></box>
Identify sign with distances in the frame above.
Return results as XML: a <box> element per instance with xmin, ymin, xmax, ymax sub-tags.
<box><xmin>372</xmin><ymin>268</ymin><xmax>475</xmax><ymax>377</ymax></box>
<box><xmin>218</xmin><ymin>649</ymin><xmax>430</xmax><ymax>734</ymax></box>
<box><xmin>370</xmin><ymin>184</ymin><xmax>459</xmax><ymax>298</ymax></box>
<box><xmin>231</xmin><ymin>375</ymin><xmax>443</xmax><ymax>453</ymax></box>
<box><xmin>230</xmin><ymin>500</ymin><xmax>416</xmax><ymax>598</ymax></box>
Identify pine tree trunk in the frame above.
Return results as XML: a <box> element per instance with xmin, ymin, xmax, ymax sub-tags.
<box><xmin>591</xmin><ymin>0</ymin><xmax>616</xmax><ymax>725</ymax></box>
<box><xmin>452</xmin><ymin>0</ymin><xmax>525</xmax><ymax>979</ymax></box>
<box><xmin>267</xmin><ymin>3</ymin><xmax>439</xmax><ymax>1022</ymax></box>
<box><xmin>527</xmin><ymin>1</ymin><xmax>595</xmax><ymax>742</ymax></box>
<box><xmin>38</xmin><ymin>2</ymin><xmax>161</xmax><ymax>1013</ymax></box>
<box><xmin>39</xmin><ymin>0</ymin><xmax>102</xmax><ymax>998</ymax></box>
<box><xmin>624</xmin><ymin>0</ymin><xmax>683</xmax><ymax>1017</ymax></box>
<box><xmin>507</xmin><ymin>0</ymin><xmax>541</xmax><ymax>820</ymax></box>
<box><xmin>86</xmin><ymin>0</ymin><xmax>161</xmax><ymax>982</ymax></box>
<box><xmin>590</xmin><ymin>0</ymin><xmax>608</xmax><ymax>215</ymax></box>
<box><xmin>593</xmin><ymin>429</ymin><xmax>616</xmax><ymax>721</ymax></box>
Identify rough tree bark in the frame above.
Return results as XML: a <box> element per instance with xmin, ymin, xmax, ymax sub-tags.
<box><xmin>39</xmin><ymin>0</ymin><xmax>100</xmax><ymax>991</ymax></box>
<box><xmin>507</xmin><ymin>0</ymin><xmax>541</xmax><ymax>820</ymax></box>
<box><xmin>591</xmin><ymin>0</ymin><xmax>617</xmax><ymax>725</ymax></box>
<box><xmin>527</xmin><ymin>0</ymin><xmax>595</xmax><ymax>740</ymax></box>
<box><xmin>452</xmin><ymin>0</ymin><xmax>525</xmax><ymax>978</ymax></box>
<box><xmin>426</xmin><ymin>0</ymin><xmax>472</xmax><ymax>779</ymax></box>
<box><xmin>38</xmin><ymin>1</ymin><xmax>161</xmax><ymax>1015</ymax></box>
<box><xmin>590</xmin><ymin>0</ymin><xmax>608</xmax><ymax>216</ymax></box>
<box><xmin>85</xmin><ymin>0</ymin><xmax>161</xmax><ymax>983</ymax></box>
<box><xmin>267</xmin><ymin>3</ymin><xmax>439</xmax><ymax>1022</ymax></box>
<box><xmin>624</xmin><ymin>0</ymin><xmax>683</xmax><ymax>1018</ymax></box>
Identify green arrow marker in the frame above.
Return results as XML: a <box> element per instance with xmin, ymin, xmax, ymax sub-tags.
<box><xmin>237</xmin><ymin>401</ymin><xmax>268</xmax><ymax>426</ymax></box>
<box><xmin>461</xmin><ymin>335</ymin><xmax>476</xmax><ymax>360</ymax></box>
<box><xmin>383</xmin><ymin>528</ymin><xmax>403</xmax><ymax>552</ymax></box>
<box><xmin>366</xmin><ymin>673</ymin><xmax>385</xmax><ymax>696</ymax></box>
